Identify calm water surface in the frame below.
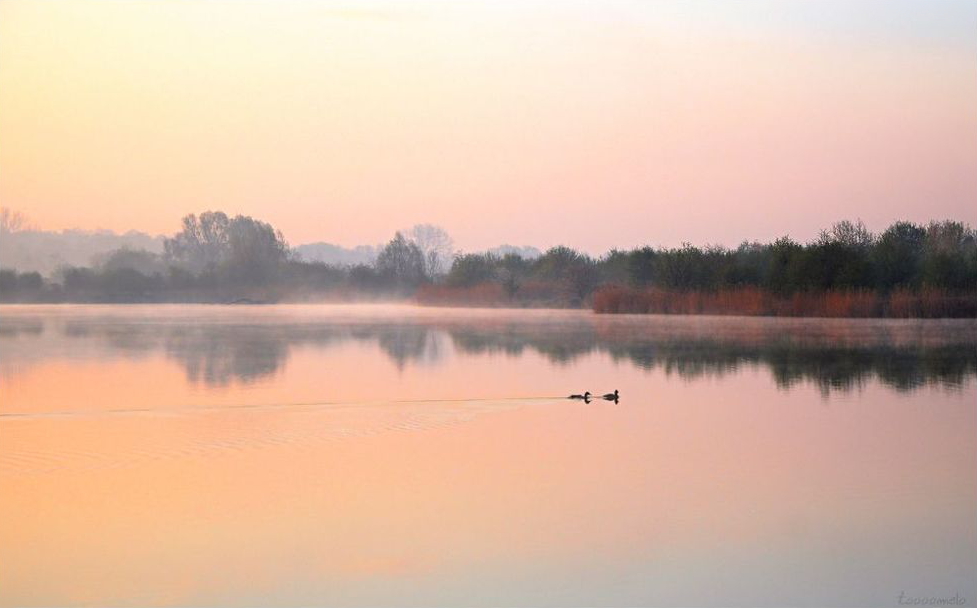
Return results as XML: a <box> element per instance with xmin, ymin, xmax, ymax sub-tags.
<box><xmin>1</xmin><ymin>304</ymin><xmax>975</xmax><ymax>607</ymax></box>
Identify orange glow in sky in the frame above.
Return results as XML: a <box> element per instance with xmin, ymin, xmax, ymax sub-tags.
<box><xmin>1</xmin><ymin>1</ymin><xmax>975</xmax><ymax>251</ymax></box>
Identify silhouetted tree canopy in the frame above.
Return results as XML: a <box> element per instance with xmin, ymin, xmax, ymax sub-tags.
<box><xmin>2</xmin><ymin>215</ymin><xmax>975</xmax><ymax>314</ymax></box>
<box><xmin>163</xmin><ymin>211</ymin><xmax>289</xmax><ymax>281</ymax></box>
<box><xmin>376</xmin><ymin>232</ymin><xmax>427</xmax><ymax>289</ymax></box>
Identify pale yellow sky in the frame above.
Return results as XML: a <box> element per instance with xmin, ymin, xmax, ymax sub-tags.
<box><xmin>1</xmin><ymin>0</ymin><xmax>975</xmax><ymax>251</ymax></box>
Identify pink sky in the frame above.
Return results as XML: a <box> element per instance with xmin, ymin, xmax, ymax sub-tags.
<box><xmin>1</xmin><ymin>1</ymin><xmax>975</xmax><ymax>252</ymax></box>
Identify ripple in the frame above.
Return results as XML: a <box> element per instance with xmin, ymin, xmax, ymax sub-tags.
<box><xmin>0</xmin><ymin>398</ymin><xmax>547</xmax><ymax>476</ymax></box>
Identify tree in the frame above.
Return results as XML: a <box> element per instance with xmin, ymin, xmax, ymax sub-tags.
<box><xmin>447</xmin><ymin>253</ymin><xmax>497</xmax><ymax>287</ymax></box>
<box><xmin>0</xmin><ymin>270</ymin><xmax>16</xmax><ymax>294</ymax></box>
<box><xmin>349</xmin><ymin>264</ymin><xmax>383</xmax><ymax>292</ymax></box>
<box><xmin>404</xmin><ymin>224</ymin><xmax>454</xmax><ymax>278</ymax></box>
<box><xmin>808</xmin><ymin>220</ymin><xmax>875</xmax><ymax>289</ymax></box>
<box><xmin>0</xmin><ymin>270</ymin><xmax>46</xmax><ymax>302</ymax></box>
<box><xmin>163</xmin><ymin>212</ymin><xmax>288</xmax><ymax>283</ymax></box>
<box><xmin>498</xmin><ymin>253</ymin><xmax>530</xmax><ymax>297</ymax></box>
<box><xmin>98</xmin><ymin>248</ymin><xmax>166</xmax><ymax>276</ymax></box>
<box><xmin>568</xmin><ymin>258</ymin><xmax>600</xmax><ymax>301</ymax></box>
<box><xmin>100</xmin><ymin>267</ymin><xmax>159</xmax><ymax>300</ymax></box>
<box><xmin>626</xmin><ymin>247</ymin><xmax>657</xmax><ymax>286</ymax></box>
<box><xmin>598</xmin><ymin>250</ymin><xmax>630</xmax><ymax>285</ymax></box>
<box><xmin>18</xmin><ymin>271</ymin><xmax>43</xmax><ymax>291</ymax></box>
<box><xmin>765</xmin><ymin>236</ymin><xmax>803</xmax><ymax>294</ymax></box>
<box><xmin>376</xmin><ymin>232</ymin><xmax>426</xmax><ymax>288</ymax></box>
<box><xmin>163</xmin><ymin>211</ymin><xmax>230</xmax><ymax>273</ymax></box>
<box><xmin>222</xmin><ymin>215</ymin><xmax>289</xmax><ymax>283</ymax></box>
<box><xmin>0</xmin><ymin>208</ymin><xmax>28</xmax><ymax>234</ymax></box>
<box><xmin>873</xmin><ymin>221</ymin><xmax>924</xmax><ymax>288</ymax></box>
<box><xmin>921</xmin><ymin>221</ymin><xmax>975</xmax><ymax>289</ymax></box>
<box><xmin>821</xmin><ymin>219</ymin><xmax>874</xmax><ymax>251</ymax></box>
<box><xmin>534</xmin><ymin>246</ymin><xmax>582</xmax><ymax>281</ymax></box>
<box><xmin>62</xmin><ymin>267</ymin><xmax>98</xmax><ymax>295</ymax></box>
<box><xmin>657</xmin><ymin>243</ymin><xmax>715</xmax><ymax>290</ymax></box>
<box><xmin>728</xmin><ymin>241</ymin><xmax>766</xmax><ymax>286</ymax></box>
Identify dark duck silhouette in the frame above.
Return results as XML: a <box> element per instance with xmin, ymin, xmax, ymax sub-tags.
<box><xmin>601</xmin><ymin>389</ymin><xmax>619</xmax><ymax>401</ymax></box>
<box><xmin>568</xmin><ymin>391</ymin><xmax>591</xmax><ymax>400</ymax></box>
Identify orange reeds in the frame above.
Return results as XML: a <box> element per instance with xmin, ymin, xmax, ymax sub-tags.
<box><xmin>592</xmin><ymin>286</ymin><xmax>977</xmax><ymax>318</ymax></box>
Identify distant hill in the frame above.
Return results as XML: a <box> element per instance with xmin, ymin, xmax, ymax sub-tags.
<box><xmin>0</xmin><ymin>228</ymin><xmax>164</xmax><ymax>276</ymax></box>
<box><xmin>293</xmin><ymin>242</ymin><xmax>378</xmax><ymax>266</ymax></box>
<box><xmin>485</xmin><ymin>245</ymin><xmax>541</xmax><ymax>259</ymax></box>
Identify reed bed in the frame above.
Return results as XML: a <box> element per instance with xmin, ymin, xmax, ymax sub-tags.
<box><xmin>592</xmin><ymin>286</ymin><xmax>977</xmax><ymax>318</ymax></box>
<box><xmin>415</xmin><ymin>283</ymin><xmax>511</xmax><ymax>307</ymax></box>
<box><xmin>415</xmin><ymin>280</ymin><xmax>574</xmax><ymax>308</ymax></box>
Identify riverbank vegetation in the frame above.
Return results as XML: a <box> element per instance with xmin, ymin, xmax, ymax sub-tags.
<box><xmin>1</xmin><ymin>212</ymin><xmax>975</xmax><ymax>317</ymax></box>
<box><xmin>426</xmin><ymin>219</ymin><xmax>977</xmax><ymax>317</ymax></box>
<box><xmin>590</xmin><ymin>286</ymin><xmax>977</xmax><ymax>318</ymax></box>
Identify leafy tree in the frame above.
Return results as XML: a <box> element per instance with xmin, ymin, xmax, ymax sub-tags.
<box><xmin>164</xmin><ymin>211</ymin><xmax>230</xmax><ymax>273</ymax></box>
<box><xmin>598</xmin><ymin>250</ymin><xmax>630</xmax><ymax>285</ymax></box>
<box><xmin>17</xmin><ymin>271</ymin><xmax>43</xmax><ymax>291</ymax></box>
<box><xmin>534</xmin><ymin>246</ymin><xmax>582</xmax><ymax>281</ymax></box>
<box><xmin>498</xmin><ymin>253</ymin><xmax>530</xmax><ymax>297</ymax></box>
<box><xmin>805</xmin><ymin>220</ymin><xmax>875</xmax><ymax>289</ymax></box>
<box><xmin>657</xmin><ymin>243</ymin><xmax>713</xmax><ymax>290</ymax></box>
<box><xmin>0</xmin><ymin>270</ymin><xmax>16</xmax><ymax>293</ymax></box>
<box><xmin>727</xmin><ymin>241</ymin><xmax>765</xmax><ymax>287</ymax></box>
<box><xmin>567</xmin><ymin>258</ymin><xmax>601</xmax><ymax>301</ymax></box>
<box><xmin>921</xmin><ymin>221</ymin><xmax>975</xmax><ymax>289</ymax></box>
<box><xmin>98</xmin><ymin>248</ymin><xmax>166</xmax><ymax>276</ymax></box>
<box><xmin>873</xmin><ymin>221</ymin><xmax>924</xmax><ymax>288</ymax></box>
<box><xmin>765</xmin><ymin>237</ymin><xmax>803</xmax><ymax>293</ymax></box>
<box><xmin>447</xmin><ymin>253</ymin><xmax>497</xmax><ymax>287</ymax></box>
<box><xmin>626</xmin><ymin>247</ymin><xmax>657</xmax><ymax>286</ymax></box>
<box><xmin>0</xmin><ymin>270</ymin><xmax>46</xmax><ymax>301</ymax></box>
<box><xmin>376</xmin><ymin>232</ymin><xmax>426</xmax><ymax>288</ymax></box>
<box><xmin>164</xmin><ymin>212</ymin><xmax>288</xmax><ymax>284</ymax></box>
<box><xmin>222</xmin><ymin>215</ymin><xmax>289</xmax><ymax>283</ymax></box>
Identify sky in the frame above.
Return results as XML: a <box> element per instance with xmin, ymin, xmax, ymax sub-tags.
<box><xmin>1</xmin><ymin>0</ymin><xmax>975</xmax><ymax>253</ymax></box>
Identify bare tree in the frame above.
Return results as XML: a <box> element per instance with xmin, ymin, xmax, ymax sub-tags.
<box><xmin>0</xmin><ymin>208</ymin><xmax>29</xmax><ymax>234</ymax></box>
<box><xmin>819</xmin><ymin>219</ymin><xmax>874</xmax><ymax>250</ymax></box>
<box><xmin>404</xmin><ymin>224</ymin><xmax>454</xmax><ymax>278</ymax></box>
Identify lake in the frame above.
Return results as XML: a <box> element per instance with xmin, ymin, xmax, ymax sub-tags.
<box><xmin>1</xmin><ymin>304</ymin><xmax>975</xmax><ymax>607</ymax></box>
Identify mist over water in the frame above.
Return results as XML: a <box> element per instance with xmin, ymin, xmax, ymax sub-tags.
<box><xmin>2</xmin><ymin>304</ymin><xmax>975</xmax><ymax>397</ymax></box>
<box><xmin>1</xmin><ymin>304</ymin><xmax>975</xmax><ymax>607</ymax></box>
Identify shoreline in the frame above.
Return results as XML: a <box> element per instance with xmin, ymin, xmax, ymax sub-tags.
<box><xmin>2</xmin><ymin>297</ymin><xmax>977</xmax><ymax>320</ymax></box>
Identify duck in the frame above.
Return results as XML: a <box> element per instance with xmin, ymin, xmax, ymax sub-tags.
<box><xmin>568</xmin><ymin>391</ymin><xmax>591</xmax><ymax>400</ymax></box>
<box><xmin>601</xmin><ymin>389</ymin><xmax>619</xmax><ymax>400</ymax></box>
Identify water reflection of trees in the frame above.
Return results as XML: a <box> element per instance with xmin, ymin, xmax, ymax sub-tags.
<box><xmin>441</xmin><ymin>321</ymin><xmax>976</xmax><ymax>394</ymax></box>
<box><xmin>164</xmin><ymin>327</ymin><xmax>291</xmax><ymax>386</ymax></box>
<box><xmin>2</xmin><ymin>314</ymin><xmax>974</xmax><ymax>393</ymax></box>
<box><xmin>40</xmin><ymin>321</ymin><xmax>451</xmax><ymax>385</ymax></box>
<box><xmin>0</xmin><ymin>318</ymin><xmax>43</xmax><ymax>337</ymax></box>
<box><xmin>607</xmin><ymin>339</ymin><xmax>973</xmax><ymax>393</ymax></box>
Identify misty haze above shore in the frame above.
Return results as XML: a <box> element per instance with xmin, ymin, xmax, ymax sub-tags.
<box><xmin>0</xmin><ymin>227</ymin><xmax>164</xmax><ymax>277</ymax></box>
<box><xmin>0</xmin><ymin>221</ymin><xmax>540</xmax><ymax>276</ymax></box>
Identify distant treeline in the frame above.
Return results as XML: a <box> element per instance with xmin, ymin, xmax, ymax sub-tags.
<box><xmin>425</xmin><ymin>219</ymin><xmax>977</xmax><ymax>316</ymax></box>
<box><xmin>0</xmin><ymin>207</ymin><xmax>165</xmax><ymax>276</ymax></box>
<box><xmin>0</xmin><ymin>211</ymin><xmax>439</xmax><ymax>304</ymax></box>
<box><xmin>1</xmin><ymin>213</ymin><xmax>976</xmax><ymax>317</ymax></box>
